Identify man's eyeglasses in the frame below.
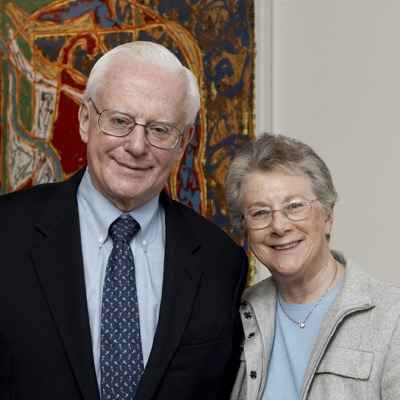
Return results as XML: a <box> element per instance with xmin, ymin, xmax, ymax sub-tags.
<box><xmin>88</xmin><ymin>97</ymin><xmax>185</xmax><ymax>150</ymax></box>
<box><xmin>244</xmin><ymin>198</ymin><xmax>319</xmax><ymax>230</ymax></box>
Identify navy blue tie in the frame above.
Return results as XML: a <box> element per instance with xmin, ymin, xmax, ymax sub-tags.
<box><xmin>100</xmin><ymin>215</ymin><xmax>143</xmax><ymax>400</ymax></box>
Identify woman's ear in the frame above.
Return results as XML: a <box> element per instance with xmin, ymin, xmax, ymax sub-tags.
<box><xmin>78</xmin><ymin>102</ymin><xmax>90</xmax><ymax>144</ymax></box>
<box><xmin>324</xmin><ymin>207</ymin><xmax>334</xmax><ymax>237</ymax></box>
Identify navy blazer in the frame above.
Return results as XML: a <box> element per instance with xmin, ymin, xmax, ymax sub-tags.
<box><xmin>0</xmin><ymin>171</ymin><xmax>248</xmax><ymax>400</ymax></box>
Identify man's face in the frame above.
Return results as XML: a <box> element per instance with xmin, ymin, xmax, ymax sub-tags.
<box><xmin>79</xmin><ymin>62</ymin><xmax>192</xmax><ymax>211</ymax></box>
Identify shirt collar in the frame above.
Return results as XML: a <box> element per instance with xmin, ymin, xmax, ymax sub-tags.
<box><xmin>78</xmin><ymin>169</ymin><xmax>161</xmax><ymax>245</ymax></box>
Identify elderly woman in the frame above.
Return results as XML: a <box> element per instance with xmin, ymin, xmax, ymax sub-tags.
<box><xmin>226</xmin><ymin>133</ymin><xmax>400</xmax><ymax>400</ymax></box>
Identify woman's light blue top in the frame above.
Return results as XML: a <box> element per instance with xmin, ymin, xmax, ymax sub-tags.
<box><xmin>262</xmin><ymin>280</ymin><xmax>343</xmax><ymax>400</ymax></box>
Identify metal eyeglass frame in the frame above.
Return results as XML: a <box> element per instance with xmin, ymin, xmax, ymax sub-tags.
<box><xmin>245</xmin><ymin>198</ymin><xmax>319</xmax><ymax>230</ymax></box>
<box><xmin>87</xmin><ymin>97</ymin><xmax>185</xmax><ymax>150</ymax></box>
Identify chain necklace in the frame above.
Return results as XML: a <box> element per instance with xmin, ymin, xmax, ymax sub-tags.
<box><xmin>277</xmin><ymin>261</ymin><xmax>338</xmax><ymax>329</ymax></box>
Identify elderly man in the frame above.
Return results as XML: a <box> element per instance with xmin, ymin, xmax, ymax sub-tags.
<box><xmin>0</xmin><ymin>42</ymin><xmax>248</xmax><ymax>400</ymax></box>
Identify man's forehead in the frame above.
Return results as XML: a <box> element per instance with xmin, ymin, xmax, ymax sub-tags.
<box><xmin>103</xmin><ymin>55</ymin><xmax>181</xmax><ymax>78</ymax></box>
<box><xmin>98</xmin><ymin>72</ymin><xmax>185</xmax><ymax>102</ymax></box>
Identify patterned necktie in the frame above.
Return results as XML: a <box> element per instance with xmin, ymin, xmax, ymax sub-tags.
<box><xmin>100</xmin><ymin>215</ymin><xmax>143</xmax><ymax>400</ymax></box>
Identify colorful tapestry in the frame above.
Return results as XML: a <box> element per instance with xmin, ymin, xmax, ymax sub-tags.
<box><xmin>0</xmin><ymin>0</ymin><xmax>255</xmax><ymax>240</ymax></box>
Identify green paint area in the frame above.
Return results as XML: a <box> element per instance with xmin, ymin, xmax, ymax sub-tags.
<box><xmin>3</xmin><ymin>0</ymin><xmax>54</xmax><ymax>14</ymax></box>
<box><xmin>19</xmin><ymin>75</ymin><xmax>33</xmax><ymax>132</ymax></box>
<box><xmin>1</xmin><ymin>61</ymin><xmax>10</xmax><ymax>192</ymax></box>
<box><xmin>0</xmin><ymin>13</ymin><xmax>15</xmax><ymax>37</ymax></box>
<box><xmin>16</xmin><ymin>35</ymin><xmax>32</xmax><ymax>61</ymax></box>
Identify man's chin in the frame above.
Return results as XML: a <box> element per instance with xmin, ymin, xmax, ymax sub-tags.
<box><xmin>109</xmin><ymin>185</ymin><xmax>160</xmax><ymax>211</ymax></box>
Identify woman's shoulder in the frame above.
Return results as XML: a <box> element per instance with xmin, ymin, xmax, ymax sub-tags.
<box><xmin>344</xmin><ymin>257</ymin><xmax>400</xmax><ymax>313</ymax></box>
<box><xmin>241</xmin><ymin>276</ymin><xmax>276</xmax><ymax>305</ymax></box>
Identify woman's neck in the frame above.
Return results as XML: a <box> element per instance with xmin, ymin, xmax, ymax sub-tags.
<box><xmin>277</xmin><ymin>256</ymin><xmax>344</xmax><ymax>304</ymax></box>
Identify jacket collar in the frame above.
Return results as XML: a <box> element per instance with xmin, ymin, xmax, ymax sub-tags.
<box><xmin>301</xmin><ymin>257</ymin><xmax>375</xmax><ymax>399</ymax></box>
<box><xmin>137</xmin><ymin>193</ymin><xmax>205</xmax><ymax>400</ymax></box>
<box><xmin>242</xmin><ymin>256</ymin><xmax>375</xmax><ymax>322</ymax></box>
<box><xmin>31</xmin><ymin>169</ymin><xmax>100</xmax><ymax>400</ymax></box>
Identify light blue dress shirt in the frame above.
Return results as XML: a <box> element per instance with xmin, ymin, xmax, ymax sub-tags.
<box><xmin>77</xmin><ymin>170</ymin><xmax>165</xmax><ymax>387</ymax></box>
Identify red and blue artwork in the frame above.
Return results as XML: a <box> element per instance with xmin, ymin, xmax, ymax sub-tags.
<box><xmin>0</xmin><ymin>0</ymin><xmax>255</xmax><ymax>238</ymax></box>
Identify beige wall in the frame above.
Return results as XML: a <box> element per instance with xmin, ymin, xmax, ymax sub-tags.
<box><xmin>255</xmin><ymin>0</ymin><xmax>400</xmax><ymax>283</ymax></box>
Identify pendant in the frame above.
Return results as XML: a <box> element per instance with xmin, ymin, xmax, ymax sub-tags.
<box><xmin>299</xmin><ymin>321</ymin><xmax>305</xmax><ymax>329</ymax></box>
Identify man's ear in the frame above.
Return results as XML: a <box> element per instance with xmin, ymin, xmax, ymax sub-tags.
<box><xmin>178</xmin><ymin>125</ymin><xmax>194</xmax><ymax>152</ymax></box>
<box><xmin>78</xmin><ymin>101</ymin><xmax>90</xmax><ymax>144</ymax></box>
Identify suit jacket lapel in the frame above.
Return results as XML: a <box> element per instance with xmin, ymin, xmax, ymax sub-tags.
<box><xmin>31</xmin><ymin>171</ymin><xmax>100</xmax><ymax>400</ymax></box>
<box><xmin>137</xmin><ymin>195</ymin><xmax>204</xmax><ymax>400</ymax></box>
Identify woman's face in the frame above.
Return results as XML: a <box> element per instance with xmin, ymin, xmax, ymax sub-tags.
<box><xmin>242</xmin><ymin>169</ymin><xmax>333</xmax><ymax>282</ymax></box>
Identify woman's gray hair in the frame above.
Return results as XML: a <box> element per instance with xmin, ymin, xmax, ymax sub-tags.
<box><xmin>225</xmin><ymin>133</ymin><xmax>338</xmax><ymax>234</ymax></box>
<box><xmin>84</xmin><ymin>41</ymin><xmax>200</xmax><ymax>125</ymax></box>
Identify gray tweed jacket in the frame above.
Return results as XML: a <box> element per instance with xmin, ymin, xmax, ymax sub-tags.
<box><xmin>231</xmin><ymin>256</ymin><xmax>400</xmax><ymax>400</ymax></box>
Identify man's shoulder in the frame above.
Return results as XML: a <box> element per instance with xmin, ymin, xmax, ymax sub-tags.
<box><xmin>0</xmin><ymin>172</ymin><xmax>82</xmax><ymax>222</ymax></box>
<box><xmin>0</xmin><ymin>180</ymin><xmax>61</xmax><ymax>203</ymax></box>
<box><xmin>0</xmin><ymin>179</ymin><xmax>68</xmax><ymax>208</ymax></box>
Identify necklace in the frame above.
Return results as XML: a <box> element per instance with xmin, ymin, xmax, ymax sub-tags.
<box><xmin>277</xmin><ymin>261</ymin><xmax>338</xmax><ymax>329</ymax></box>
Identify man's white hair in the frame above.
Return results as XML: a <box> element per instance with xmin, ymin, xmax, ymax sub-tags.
<box><xmin>84</xmin><ymin>41</ymin><xmax>200</xmax><ymax>125</ymax></box>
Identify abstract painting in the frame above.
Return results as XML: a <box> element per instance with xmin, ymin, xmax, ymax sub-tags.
<box><xmin>0</xmin><ymin>0</ymin><xmax>255</xmax><ymax>241</ymax></box>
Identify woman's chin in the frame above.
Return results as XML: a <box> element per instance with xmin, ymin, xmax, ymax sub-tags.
<box><xmin>269</xmin><ymin>261</ymin><xmax>305</xmax><ymax>281</ymax></box>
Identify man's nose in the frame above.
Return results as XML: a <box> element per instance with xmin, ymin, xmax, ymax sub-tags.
<box><xmin>124</xmin><ymin>124</ymin><xmax>148</xmax><ymax>154</ymax></box>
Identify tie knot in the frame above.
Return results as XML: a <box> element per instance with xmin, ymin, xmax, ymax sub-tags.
<box><xmin>109</xmin><ymin>215</ymin><xmax>140</xmax><ymax>244</ymax></box>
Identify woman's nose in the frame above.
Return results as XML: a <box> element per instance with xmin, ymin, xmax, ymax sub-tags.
<box><xmin>269</xmin><ymin>210</ymin><xmax>292</xmax><ymax>235</ymax></box>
